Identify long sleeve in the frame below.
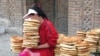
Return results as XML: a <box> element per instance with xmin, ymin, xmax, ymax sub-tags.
<box><xmin>45</xmin><ymin>21</ymin><xmax>58</xmax><ymax>48</ymax></box>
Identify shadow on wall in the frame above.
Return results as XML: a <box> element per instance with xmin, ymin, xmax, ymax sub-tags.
<box><xmin>0</xmin><ymin>17</ymin><xmax>23</xmax><ymax>36</ymax></box>
<box><xmin>0</xmin><ymin>17</ymin><xmax>10</xmax><ymax>34</ymax></box>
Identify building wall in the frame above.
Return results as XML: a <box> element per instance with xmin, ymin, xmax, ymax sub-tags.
<box><xmin>26</xmin><ymin>0</ymin><xmax>34</xmax><ymax>11</ymax></box>
<box><xmin>0</xmin><ymin>0</ymin><xmax>25</xmax><ymax>27</ymax></box>
<box><xmin>0</xmin><ymin>0</ymin><xmax>25</xmax><ymax>56</ymax></box>
<box><xmin>0</xmin><ymin>0</ymin><xmax>25</xmax><ymax>35</ymax></box>
<box><xmin>0</xmin><ymin>0</ymin><xmax>9</xmax><ymax>18</ymax></box>
<box><xmin>38</xmin><ymin>0</ymin><xmax>68</xmax><ymax>35</ymax></box>
<box><xmin>39</xmin><ymin>0</ymin><xmax>54</xmax><ymax>23</ymax></box>
<box><xmin>68</xmin><ymin>0</ymin><xmax>100</xmax><ymax>35</ymax></box>
<box><xmin>94</xmin><ymin>0</ymin><xmax>100</xmax><ymax>28</ymax></box>
<box><xmin>55</xmin><ymin>0</ymin><xmax>68</xmax><ymax>35</ymax></box>
<box><xmin>68</xmin><ymin>0</ymin><xmax>81</xmax><ymax>35</ymax></box>
<box><xmin>0</xmin><ymin>0</ymin><xmax>100</xmax><ymax>37</ymax></box>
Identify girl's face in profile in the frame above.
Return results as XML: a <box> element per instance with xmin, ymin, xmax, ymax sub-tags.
<box><xmin>26</xmin><ymin>14</ymin><xmax>39</xmax><ymax>20</ymax></box>
<box><xmin>31</xmin><ymin>14</ymin><xmax>41</xmax><ymax>21</ymax></box>
<box><xmin>26</xmin><ymin>14</ymin><xmax>43</xmax><ymax>23</ymax></box>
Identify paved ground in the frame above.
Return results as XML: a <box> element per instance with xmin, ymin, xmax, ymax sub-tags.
<box><xmin>0</xmin><ymin>24</ymin><xmax>23</xmax><ymax>56</ymax></box>
<box><xmin>0</xmin><ymin>33</ymin><xmax>20</xmax><ymax>56</ymax></box>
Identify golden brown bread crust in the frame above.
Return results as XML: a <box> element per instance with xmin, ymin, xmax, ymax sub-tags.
<box><xmin>76</xmin><ymin>41</ymin><xmax>89</xmax><ymax>47</ymax></box>
<box><xmin>11</xmin><ymin>42</ymin><xmax>22</xmax><ymax>46</ymax></box>
<box><xmin>10</xmin><ymin>36</ymin><xmax>23</xmax><ymax>53</ymax></box>
<box><xmin>76</xmin><ymin>31</ymin><xmax>86</xmax><ymax>34</ymax></box>
<box><xmin>23</xmin><ymin>36</ymin><xmax>40</xmax><ymax>40</ymax></box>
<box><xmin>11</xmin><ymin>36</ymin><xmax>23</xmax><ymax>43</ymax></box>
<box><xmin>23</xmin><ymin>22</ymin><xmax>40</xmax><ymax>26</ymax></box>
<box><xmin>23</xmin><ymin>39</ymin><xmax>39</xmax><ymax>43</ymax></box>
<box><xmin>24</xmin><ymin>19</ymin><xmax>40</xmax><ymax>23</ymax></box>
<box><xmin>62</xmin><ymin>36</ymin><xmax>82</xmax><ymax>44</ymax></box>
<box><xmin>11</xmin><ymin>46</ymin><xmax>24</xmax><ymax>53</ymax></box>
<box><xmin>23</xmin><ymin>27</ymin><xmax>39</xmax><ymax>30</ymax></box>
<box><xmin>22</xmin><ymin>19</ymin><xmax>40</xmax><ymax>48</ymax></box>
<box><xmin>22</xmin><ymin>44</ymin><xmax>38</xmax><ymax>48</ymax></box>
<box><xmin>24</xmin><ymin>32</ymin><xmax>39</xmax><ymax>35</ymax></box>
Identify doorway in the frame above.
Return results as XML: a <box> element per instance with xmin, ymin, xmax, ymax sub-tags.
<box><xmin>26</xmin><ymin>0</ymin><xmax>68</xmax><ymax>35</ymax></box>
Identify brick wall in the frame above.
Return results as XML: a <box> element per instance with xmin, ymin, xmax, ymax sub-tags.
<box><xmin>94</xmin><ymin>0</ymin><xmax>100</xmax><ymax>28</ymax></box>
<box><xmin>39</xmin><ymin>0</ymin><xmax>54</xmax><ymax>22</ymax></box>
<box><xmin>68</xmin><ymin>0</ymin><xmax>100</xmax><ymax>35</ymax></box>
<box><xmin>0</xmin><ymin>0</ymin><xmax>25</xmax><ymax>56</ymax></box>
<box><xmin>26</xmin><ymin>0</ymin><xmax>34</xmax><ymax>11</ymax></box>
<box><xmin>0</xmin><ymin>0</ymin><xmax>9</xmax><ymax>18</ymax></box>
<box><xmin>8</xmin><ymin>0</ymin><xmax>24</xmax><ymax>27</ymax></box>
<box><xmin>0</xmin><ymin>0</ymin><xmax>24</xmax><ymax>27</ymax></box>
<box><xmin>68</xmin><ymin>0</ymin><xmax>81</xmax><ymax>35</ymax></box>
<box><xmin>55</xmin><ymin>0</ymin><xmax>68</xmax><ymax>35</ymax></box>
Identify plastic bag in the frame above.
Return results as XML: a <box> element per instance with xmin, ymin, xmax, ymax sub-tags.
<box><xmin>19</xmin><ymin>48</ymin><xmax>40</xmax><ymax>56</ymax></box>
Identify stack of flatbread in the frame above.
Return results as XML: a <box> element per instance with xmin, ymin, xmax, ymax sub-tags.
<box><xmin>84</xmin><ymin>29</ymin><xmax>100</xmax><ymax>52</ymax></box>
<box><xmin>60</xmin><ymin>36</ymin><xmax>77</xmax><ymax>56</ymax></box>
<box><xmin>76</xmin><ymin>41</ymin><xmax>90</xmax><ymax>56</ymax></box>
<box><xmin>22</xmin><ymin>19</ymin><xmax>40</xmax><ymax>48</ymax></box>
<box><xmin>98</xmin><ymin>36</ymin><xmax>100</xmax><ymax>52</ymax></box>
<box><xmin>57</xmin><ymin>34</ymin><xmax>66</xmax><ymax>44</ymax></box>
<box><xmin>55</xmin><ymin>34</ymin><xmax>66</xmax><ymax>56</ymax></box>
<box><xmin>60</xmin><ymin>44</ymin><xmax>77</xmax><ymax>56</ymax></box>
<box><xmin>10</xmin><ymin>36</ymin><xmax>23</xmax><ymax>53</ymax></box>
<box><xmin>54</xmin><ymin>45</ymin><xmax>61</xmax><ymax>56</ymax></box>
<box><xmin>76</xmin><ymin>31</ymin><xmax>86</xmax><ymax>38</ymax></box>
<box><xmin>55</xmin><ymin>34</ymin><xmax>82</xmax><ymax>56</ymax></box>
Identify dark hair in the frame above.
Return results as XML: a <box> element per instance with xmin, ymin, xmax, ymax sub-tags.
<box><xmin>30</xmin><ymin>4</ymin><xmax>48</xmax><ymax>19</ymax></box>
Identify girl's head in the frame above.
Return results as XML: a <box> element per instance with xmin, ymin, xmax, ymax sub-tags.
<box><xmin>23</xmin><ymin>4</ymin><xmax>47</xmax><ymax>19</ymax></box>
